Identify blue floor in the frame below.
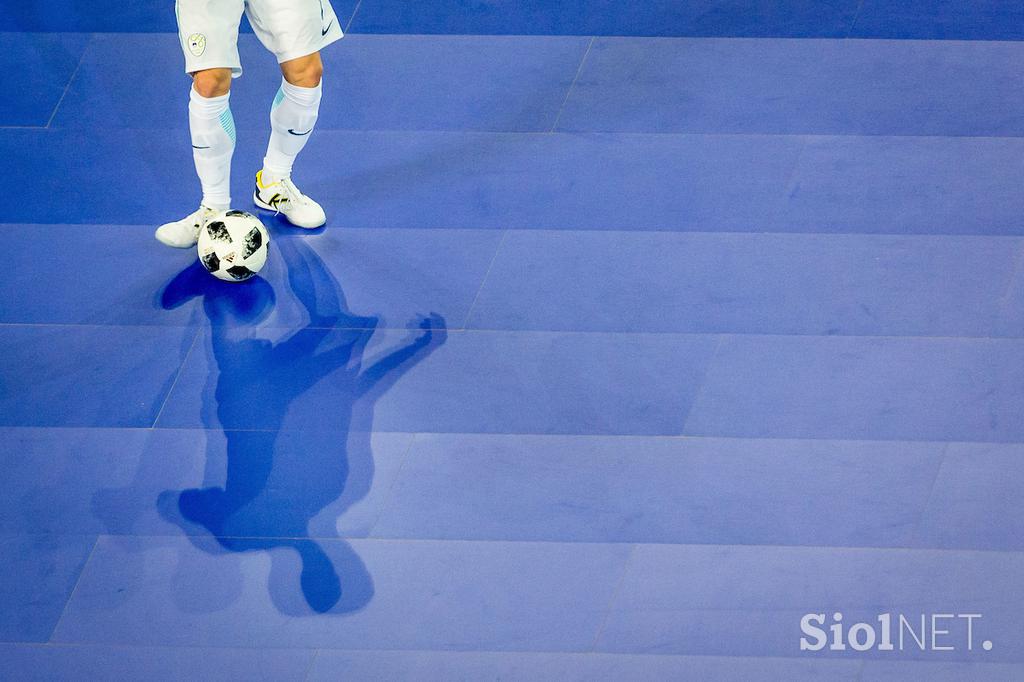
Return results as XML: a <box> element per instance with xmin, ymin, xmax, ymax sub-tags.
<box><xmin>3</xmin><ymin>2</ymin><xmax>1024</xmax><ymax>680</ymax></box>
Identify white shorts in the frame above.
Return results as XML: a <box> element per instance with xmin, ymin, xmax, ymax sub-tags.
<box><xmin>176</xmin><ymin>0</ymin><xmax>344</xmax><ymax>77</ymax></box>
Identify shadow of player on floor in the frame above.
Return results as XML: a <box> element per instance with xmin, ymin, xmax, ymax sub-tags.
<box><xmin>148</xmin><ymin>238</ymin><xmax>444</xmax><ymax>615</ymax></box>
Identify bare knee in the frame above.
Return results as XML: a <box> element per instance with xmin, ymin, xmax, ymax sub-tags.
<box><xmin>192</xmin><ymin>68</ymin><xmax>232</xmax><ymax>98</ymax></box>
<box><xmin>281</xmin><ymin>53</ymin><xmax>323</xmax><ymax>88</ymax></box>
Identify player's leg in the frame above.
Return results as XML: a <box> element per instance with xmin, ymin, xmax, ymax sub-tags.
<box><xmin>266</xmin><ymin>53</ymin><xmax>323</xmax><ymax>182</ymax></box>
<box><xmin>188</xmin><ymin>67</ymin><xmax>235</xmax><ymax>206</ymax></box>
<box><xmin>247</xmin><ymin>0</ymin><xmax>344</xmax><ymax>228</ymax></box>
<box><xmin>254</xmin><ymin>53</ymin><xmax>325</xmax><ymax>227</ymax></box>
<box><xmin>156</xmin><ymin>0</ymin><xmax>245</xmax><ymax>248</ymax></box>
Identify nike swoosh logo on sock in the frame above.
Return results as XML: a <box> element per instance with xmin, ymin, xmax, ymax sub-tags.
<box><xmin>288</xmin><ymin>129</ymin><xmax>312</xmax><ymax>136</ymax></box>
<box><xmin>322</xmin><ymin>21</ymin><xmax>333</xmax><ymax>36</ymax></box>
<box><xmin>192</xmin><ymin>145</ymin><xmax>211</xmax><ymax>149</ymax></box>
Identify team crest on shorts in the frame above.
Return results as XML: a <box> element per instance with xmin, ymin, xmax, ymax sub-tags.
<box><xmin>188</xmin><ymin>33</ymin><xmax>207</xmax><ymax>57</ymax></box>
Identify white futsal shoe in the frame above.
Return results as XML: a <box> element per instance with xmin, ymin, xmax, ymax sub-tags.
<box><xmin>253</xmin><ymin>170</ymin><xmax>326</xmax><ymax>229</ymax></box>
<box><xmin>155</xmin><ymin>204</ymin><xmax>219</xmax><ymax>248</ymax></box>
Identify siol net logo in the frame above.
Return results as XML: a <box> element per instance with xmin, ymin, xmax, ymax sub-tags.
<box><xmin>800</xmin><ymin>612</ymin><xmax>993</xmax><ymax>653</ymax></box>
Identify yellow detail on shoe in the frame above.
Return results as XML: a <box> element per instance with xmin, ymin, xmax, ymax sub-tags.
<box><xmin>255</xmin><ymin>170</ymin><xmax>279</xmax><ymax>190</ymax></box>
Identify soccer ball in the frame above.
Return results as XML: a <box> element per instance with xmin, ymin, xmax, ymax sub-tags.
<box><xmin>197</xmin><ymin>210</ymin><xmax>270</xmax><ymax>282</ymax></box>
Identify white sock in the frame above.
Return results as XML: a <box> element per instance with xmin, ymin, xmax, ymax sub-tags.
<box><xmin>262</xmin><ymin>78</ymin><xmax>322</xmax><ymax>182</ymax></box>
<box><xmin>189</xmin><ymin>88</ymin><xmax>235</xmax><ymax>210</ymax></box>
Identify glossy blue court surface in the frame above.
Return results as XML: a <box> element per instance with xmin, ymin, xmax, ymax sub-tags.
<box><xmin>3</xmin><ymin>1</ymin><xmax>1024</xmax><ymax>680</ymax></box>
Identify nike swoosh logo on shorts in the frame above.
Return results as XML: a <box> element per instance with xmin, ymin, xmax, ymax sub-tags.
<box><xmin>192</xmin><ymin>145</ymin><xmax>211</xmax><ymax>149</ymax></box>
<box><xmin>322</xmin><ymin>21</ymin><xmax>333</xmax><ymax>36</ymax></box>
<box><xmin>288</xmin><ymin>129</ymin><xmax>312</xmax><ymax>136</ymax></box>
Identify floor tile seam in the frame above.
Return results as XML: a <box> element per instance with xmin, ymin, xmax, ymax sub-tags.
<box><xmin>4</xmin><ymin>426</ymin><xmax>1017</xmax><ymax>449</ymax></box>
<box><xmin>22</xmin><ymin>124</ymin><xmax>1024</xmax><ymax>140</ymax></box>
<box><xmin>364</xmin><ymin>433</ymin><xmax>421</xmax><ymax>538</ymax></box>
<box><xmin>845</xmin><ymin>0</ymin><xmax>867</xmax><ymax>39</ymax></box>
<box><xmin>44</xmin><ymin>535</ymin><xmax>100</xmax><ymax>643</ymax></box>
<box><xmin>68</xmin><ymin>533</ymin><xmax>1024</xmax><ymax>555</ymax></box>
<box><xmin>4</xmin><ymin>426</ymin><xmax>1024</xmax><ymax>446</ymax></box>
<box><xmin>679</xmin><ymin>334</ymin><xmax>725</xmax><ymax>435</ymax></box>
<box><xmin>27</xmin><ymin>322</ymin><xmax>1024</xmax><ymax>339</ymax></box>
<box><xmin>0</xmin><ymin>323</ymin><xmax>438</xmax><ymax>333</ymax></box>
<box><xmin>549</xmin><ymin>35</ymin><xmax>595</xmax><ymax>133</ymax></box>
<box><xmin>9</xmin><ymin>320</ymin><xmax>1000</xmax><ymax>342</ymax></box>
<box><xmin>215</xmin><ymin>647</ymin><xmax>899</xmax><ymax>661</ymax></box>
<box><xmin>302</xmin><ymin>648</ymin><xmax>322</xmax><ymax>682</ymax></box>
<box><xmin>7</xmin><ymin>637</ymin><xmax>939</xmax><ymax>662</ymax></box>
<box><xmin>344</xmin><ymin>0</ymin><xmax>364</xmax><ymax>34</ymax></box>
<box><xmin>44</xmin><ymin>34</ymin><xmax>91</xmax><ymax>129</ymax></box>
<box><xmin>141</xmin><ymin>327</ymin><xmax>1024</xmax><ymax>341</ymax></box>
<box><xmin>0</xmin><ymin>532</ymin><xmax>109</xmax><ymax>538</ymax></box>
<box><xmin>456</xmin><ymin>327</ymin><xmax>1024</xmax><ymax>341</ymax></box>
<box><xmin>998</xmin><ymin>239</ymin><xmax>1024</xmax><ymax>307</ymax></box>
<box><xmin>33</xmin><ymin>124</ymin><xmax>1024</xmax><ymax>139</ymax></box>
<box><xmin>457</xmin><ymin>228</ymin><xmax>510</xmax><ymax>330</ymax></box>
<box><xmin>361</xmin><ymin>534</ymin><xmax>1024</xmax><ymax>553</ymax></box>
<box><xmin>22</xmin><ymin>30</ymin><xmax>1024</xmax><ymax>47</ymax></box>
<box><xmin>762</xmin><ymin>134</ymin><xmax>809</xmax><ymax>232</ymax></box>
<box><xmin>588</xmin><ymin>544</ymin><xmax>637</xmax><ymax>652</ymax></box>
<box><xmin>907</xmin><ymin>443</ymin><xmax>952</xmax><ymax>548</ymax></box>
<box><xmin>6</xmin><ymin>225</ymin><xmax>1024</xmax><ymax>241</ymax></box>
<box><xmin>0</xmin><ymin>322</ymin><xmax>203</xmax><ymax>330</ymax></box>
<box><xmin>211</xmin><ymin>328</ymin><xmax>1024</xmax><ymax>341</ymax></box>
<box><xmin>574</xmin><ymin>36</ymin><xmax>1024</xmax><ymax>48</ymax></box>
<box><xmin>148</xmin><ymin>327</ymin><xmax>201</xmax><ymax>429</ymax></box>
<box><xmin>8</xmin><ymin>639</ymin><xmax>975</xmax><ymax>661</ymax></box>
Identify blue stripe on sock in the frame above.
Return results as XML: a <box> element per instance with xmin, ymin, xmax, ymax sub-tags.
<box><xmin>219</xmin><ymin>108</ymin><xmax>236</xmax><ymax>143</ymax></box>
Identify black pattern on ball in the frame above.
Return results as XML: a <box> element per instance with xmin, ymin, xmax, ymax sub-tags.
<box><xmin>200</xmin><ymin>251</ymin><xmax>221</xmax><ymax>272</ymax></box>
<box><xmin>226</xmin><ymin>265</ymin><xmax>256</xmax><ymax>281</ymax></box>
<box><xmin>241</xmin><ymin>227</ymin><xmax>263</xmax><ymax>259</ymax></box>
<box><xmin>206</xmin><ymin>221</ymin><xmax>231</xmax><ymax>243</ymax></box>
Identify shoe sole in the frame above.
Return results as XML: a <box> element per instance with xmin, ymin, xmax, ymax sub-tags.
<box><xmin>154</xmin><ymin>231</ymin><xmax>197</xmax><ymax>248</ymax></box>
<box><xmin>253</xmin><ymin>191</ymin><xmax>326</xmax><ymax>229</ymax></box>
